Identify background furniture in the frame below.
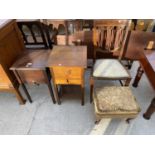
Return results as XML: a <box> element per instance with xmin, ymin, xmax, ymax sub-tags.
<box><xmin>43</xmin><ymin>20</ymin><xmax>94</xmax><ymax>60</ymax></box>
<box><xmin>0</xmin><ymin>19</ymin><xmax>27</xmax><ymax>105</ymax></box>
<box><xmin>10</xmin><ymin>50</ymin><xmax>56</xmax><ymax>104</ymax></box>
<box><xmin>47</xmin><ymin>46</ymin><xmax>87</xmax><ymax>105</ymax></box>
<box><xmin>45</xmin><ymin>20</ymin><xmax>144</xmax><ymax>63</ymax></box>
<box><xmin>17</xmin><ymin>20</ymin><xmax>49</xmax><ymax>49</ymax></box>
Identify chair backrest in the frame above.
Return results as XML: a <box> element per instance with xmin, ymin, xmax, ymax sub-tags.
<box><xmin>93</xmin><ymin>19</ymin><xmax>131</xmax><ymax>60</ymax></box>
<box><xmin>82</xmin><ymin>20</ymin><xmax>94</xmax><ymax>30</ymax></box>
<box><xmin>17</xmin><ymin>20</ymin><xmax>48</xmax><ymax>49</ymax></box>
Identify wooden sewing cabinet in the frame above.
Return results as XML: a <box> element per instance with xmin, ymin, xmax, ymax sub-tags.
<box><xmin>47</xmin><ymin>45</ymin><xmax>87</xmax><ymax>105</ymax></box>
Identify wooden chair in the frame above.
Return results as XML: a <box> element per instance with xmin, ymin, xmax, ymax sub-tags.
<box><xmin>82</xmin><ymin>20</ymin><xmax>93</xmax><ymax>30</ymax></box>
<box><xmin>17</xmin><ymin>20</ymin><xmax>48</xmax><ymax>49</ymax></box>
<box><xmin>90</xmin><ymin>20</ymin><xmax>132</xmax><ymax>101</ymax></box>
<box><xmin>90</xmin><ymin>20</ymin><xmax>141</xmax><ymax>123</ymax></box>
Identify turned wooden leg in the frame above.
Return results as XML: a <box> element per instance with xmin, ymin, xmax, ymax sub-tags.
<box><xmin>143</xmin><ymin>97</ymin><xmax>155</xmax><ymax>120</ymax></box>
<box><xmin>81</xmin><ymin>84</ymin><xmax>84</xmax><ymax>106</ymax></box>
<box><xmin>13</xmin><ymin>87</ymin><xmax>26</xmax><ymax>105</ymax></box>
<box><xmin>132</xmin><ymin>65</ymin><xmax>144</xmax><ymax>87</ymax></box>
<box><xmin>90</xmin><ymin>76</ymin><xmax>94</xmax><ymax>103</ymax></box>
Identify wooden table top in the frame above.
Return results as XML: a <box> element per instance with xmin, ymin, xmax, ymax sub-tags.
<box><xmin>141</xmin><ymin>50</ymin><xmax>155</xmax><ymax>90</ymax></box>
<box><xmin>144</xmin><ymin>50</ymin><xmax>155</xmax><ymax>72</ymax></box>
<box><xmin>0</xmin><ymin>19</ymin><xmax>13</xmax><ymax>30</ymax></box>
<box><xmin>10</xmin><ymin>49</ymin><xmax>51</xmax><ymax>70</ymax></box>
<box><xmin>116</xmin><ymin>31</ymin><xmax>155</xmax><ymax>60</ymax></box>
<box><xmin>47</xmin><ymin>45</ymin><xmax>87</xmax><ymax>68</ymax></box>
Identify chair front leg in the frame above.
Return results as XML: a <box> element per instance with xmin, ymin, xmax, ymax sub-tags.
<box><xmin>124</xmin><ymin>78</ymin><xmax>131</xmax><ymax>86</ymax></box>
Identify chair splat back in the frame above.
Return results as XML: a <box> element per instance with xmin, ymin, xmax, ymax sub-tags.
<box><xmin>93</xmin><ymin>20</ymin><xmax>131</xmax><ymax>60</ymax></box>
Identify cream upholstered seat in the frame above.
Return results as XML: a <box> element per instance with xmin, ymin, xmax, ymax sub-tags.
<box><xmin>93</xmin><ymin>59</ymin><xmax>130</xmax><ymax>78</ymax></box>
<box><xmin>93</xmin><ymin>86</ymin><xmax>141</xmax><ymax>121</ymax></box>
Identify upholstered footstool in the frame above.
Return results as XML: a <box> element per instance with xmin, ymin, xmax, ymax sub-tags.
<box><xmin>93</xmin><ymin>86</ymin><xmax>141</xmax><ymax>123</ymax></box>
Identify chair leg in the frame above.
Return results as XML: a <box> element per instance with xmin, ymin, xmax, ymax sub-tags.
<box><xmin>119</xmin><ymin>80</ymin><xmax>124</xmax><ymax>86</ymax></box>
<box><xmin>124</xmin><ymin>78</ymin><xmax>131</xmax><ymax>86</ymax></box>
<box><xmin>90</xmin><ymin>77</ymin><xmax>94</xmax><ymax>103</ymax></box>
<box><xmin>13</xmin><ymin>87</ymin><xmax>26</xmax><ymax>105</ymax></box>
<box><xmin>132</xmin><ymin>65</ymin><xmax>144</xmax><ymax>87</ymax></box>
<box><xmin>126</xmin><ymin>60</ymin><xmax>134</xmax><ymax>69</ymax></box>
<box><xmin>128</xmin><ymin>60</ymin><xmax>134</xmax><ymax>69</ymax></box>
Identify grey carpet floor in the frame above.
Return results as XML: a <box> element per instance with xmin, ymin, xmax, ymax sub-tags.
<box><xmin>0</xmin><ymin>61</ymin><xmax>155</xmax><ymax>135</ymax></box>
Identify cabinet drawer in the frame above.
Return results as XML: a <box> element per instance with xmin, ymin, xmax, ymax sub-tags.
<box><xmin>51</xmin><ymin>67</ymin><xmax>83</xmax><ymax>79</ymax></box>
<box><xmin>0</xmin><ymin>65</ymin><xmax>12</xmax><ymax>86</ymax></box>
<box><xmin>17</xmin><ymin>70</ymin><xmax>46</xmax><ymax>84</ymax></box>
<box><xmin>55</xmin><ymin>78</ymin><xmax>82</xmax><ymax>85</ymax></box>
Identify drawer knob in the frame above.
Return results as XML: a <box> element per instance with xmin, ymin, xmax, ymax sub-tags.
<box><xmin>67</xmin><ymin>70</ymin><xmax>71</xmax><ymax>74</ymax></box>
<box><xmin>32</xmin><ymin>81</ymin><xmax>39</xmax><ymax>86</ymax></box>
<box><xmin>26</xmin><ymin>62</ymin><xmax>32</xmax><ymax>68</ymax></box>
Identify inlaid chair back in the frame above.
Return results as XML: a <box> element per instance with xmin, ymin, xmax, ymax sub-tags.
<box><xmin>93</xmin><ymin>20</ymin><xmax>131</xmax><ymax>60</ymax></box>
<box><xmin>17</xmin><ymin>20</ymin><xmax>48</xmax><ymax>49</ymax></box>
